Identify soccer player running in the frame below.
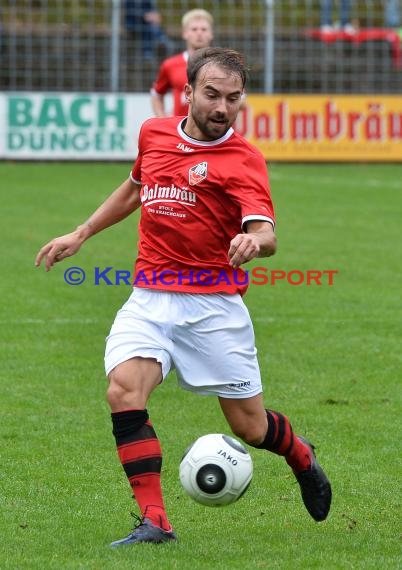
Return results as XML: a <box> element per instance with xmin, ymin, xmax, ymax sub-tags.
<box><xmin>150</xmin><ymin>8</ymin><xmax>214</xmax><ymax>117</ymax></box>
<box><xmin>35</xmin><ymin>47</ymin><xmax>332</xmax><ymax>546</ymax></box>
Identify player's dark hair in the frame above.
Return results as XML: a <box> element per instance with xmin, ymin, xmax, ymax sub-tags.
<box><xmin>187</xmin><ymin>47</ymin><xmax>248</xmax><ymax>89</ymax></box>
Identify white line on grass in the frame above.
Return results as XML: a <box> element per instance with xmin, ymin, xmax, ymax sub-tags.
<box><xmin>3</xmin><ymin>318</ymin><xmax>104</xmax><ymax>325</ymax></box>
<box><xmin>269</xmin><ymin>171</ymin><xmax>402</xmax><ymax>190</ymax></box>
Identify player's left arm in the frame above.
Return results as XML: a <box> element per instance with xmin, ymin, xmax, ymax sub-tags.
<box><xmin>228</xmin><ymin>221</ymin><xmax>276</xmax><ymax>268</ymax></box>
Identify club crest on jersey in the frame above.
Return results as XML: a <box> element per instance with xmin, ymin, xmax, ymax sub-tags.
<box><xmin>189</xmin><ymin>162</ymin><xmax>207</xmax><ymax>186</ymax></box>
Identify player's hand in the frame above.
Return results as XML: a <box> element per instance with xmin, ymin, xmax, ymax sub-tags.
<box><xmin>228</xmin><ymin>234</ymin><xmax>260</xmax><ymax>268</ymax></box>
<box><xmin>35</xmin><ymin>232</ymin><xmax>84</xmax><ymax>272</ymax></box>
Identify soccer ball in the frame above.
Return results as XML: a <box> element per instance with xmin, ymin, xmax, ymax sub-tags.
<box><xmin>179</xmin><ymin>433</ymin><xmax>253</xmax><ymax>507</ymax></box>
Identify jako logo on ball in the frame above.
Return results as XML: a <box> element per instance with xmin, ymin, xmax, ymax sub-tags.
<box><xmin>179</xmin><ymin>433</ymin><xmax>253</xmax><ymax>507</ymax></box>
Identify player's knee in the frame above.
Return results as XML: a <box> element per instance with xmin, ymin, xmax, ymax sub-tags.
<box><xmin>106</xmin><ymin>379</ymin><xmax>126</xmax><ymax>408</ymax></box>
<box><xmin>106</xmin><ymin>371</ymin><xmax>140</xmax><ymax>409</ymax></box>
<box><xmin>231</xmin><ymin>424</ymin><xmax>266</xmax><ymax>447</ymax></box>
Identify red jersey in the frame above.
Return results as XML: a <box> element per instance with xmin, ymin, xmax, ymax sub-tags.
<box><xmin>151</xmin><ymin>52</ymin><xmax>189</xmax><ymax>116</ymax></box>
<box><xmin>131</xmin><ymin>116</ymin><xmax>276</xmax><ymax>295</ymax></box>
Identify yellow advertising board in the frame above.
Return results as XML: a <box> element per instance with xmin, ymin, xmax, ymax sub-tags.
<box><xmin>236</xmin><ymin>95</ymin><xmax>402</xmax><ymax>162</ymax></box>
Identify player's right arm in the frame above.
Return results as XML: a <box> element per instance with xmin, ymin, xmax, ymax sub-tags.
<box><xmin>150</xmin><ymin>60</ymin><xmax>170</xmax><ymax>117</ymax></box>
<box><xmin>150</xmin><ymin>92</ymin><xmax>166</xmax><ymax>117</ymax></box>
<box><xmin>35</xmin><ymin>177</ymin><xmax>141</xmax><ymax>272</ymax></box>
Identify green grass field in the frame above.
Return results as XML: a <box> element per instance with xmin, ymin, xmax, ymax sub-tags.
<box><xmin>1</xmin><ymin>162</ymin><xmax>401</xmax><ymax>569</ymax></box>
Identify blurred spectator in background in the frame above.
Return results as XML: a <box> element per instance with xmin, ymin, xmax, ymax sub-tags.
<box><xmin>320</xmin><ymin>0</ymin><xmax>355</xmax><ymax>34</ymax></box>
<box><xmin>384</xmin><ymin>0</ymin><xmax>401</xmax><ymax>28</ymax></box>
<box><xmin>150</xmin><ymin>9</ymin><xmax>214</xmax><ymax>116</ymax></box>
<box><xmin>125</xmin><ymin>0</ymin><xmax>171</xmax><ymax>60</ymax></box>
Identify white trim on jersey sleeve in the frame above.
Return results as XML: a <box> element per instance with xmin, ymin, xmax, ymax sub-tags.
<box><xmin>130</xmin><ymin>172</ymin><xmax>141</xmax><ymax>184</ymax></box>
<box><xmin>150</xmin><ymin>87</ymin><xmax>163</xmax><ymax>98</ymax></box>
<box><xmin>242</xmin><ymin>215</ymin><xmax>275</xmax><ymax>230</ymax></box>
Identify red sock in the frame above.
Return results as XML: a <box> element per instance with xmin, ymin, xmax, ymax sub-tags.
<box><xmin>111</xmin><ymin>409</ymin><xmax>171</xmax><ymax>531</ymax></box>
<box><xmin>256</xmin><ymin>409</ymin><xmax>312</xmax><ymax>474</ymax></box>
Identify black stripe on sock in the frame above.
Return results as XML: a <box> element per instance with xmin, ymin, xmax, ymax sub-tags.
<box><xmin>124</xmin><ymin>457</ymin><xmax>162</xmax><ymax>479</ymax></box>
<box><xmin>270</xmin><ymin>412</ymin><xmax>286</xmax><ymax>452</ymax></box>
<box><xmin>111</xmin><ymin>409</ymin><xmax>149</xmax><ymax>444</ymax></box>
<box><xmin>284</xmin><ymin>431</ymin><xmax>294</xmax><ymax>456</ymax></box>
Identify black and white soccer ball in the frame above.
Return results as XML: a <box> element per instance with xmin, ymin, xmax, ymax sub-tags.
<box><xmin>179</xmin><ymin>433</ymin><xmax>253</xmax><ymax>507</ymax></box>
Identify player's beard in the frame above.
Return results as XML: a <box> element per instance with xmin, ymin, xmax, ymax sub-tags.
<box><xmin>190</xmin><ymin>106</ymin><xmax>231</xmax><ymax>141</ymax></box>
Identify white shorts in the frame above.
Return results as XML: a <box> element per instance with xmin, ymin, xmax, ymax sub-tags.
<box><xmin>104</xmin><ymin>288</ymin><xmax>263</xmax><ymax>399</ymax></box>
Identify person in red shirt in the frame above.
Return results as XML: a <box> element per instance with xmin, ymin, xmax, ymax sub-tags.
<box><xmin>151</xmin><ymin>9</ymin><xmax>214</xmax><ymax>117</ymax></box>
<box><xmin>35</xmin><ymin>47</ymin><xmax>331</xmax><ymax>547</ymax></box>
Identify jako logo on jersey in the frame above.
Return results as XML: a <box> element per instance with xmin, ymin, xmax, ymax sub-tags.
<box><xmin>177</xmin><ymin>142</ymin><xmax>194</xmax><ymax>152</ymax></box>
<box><xmin>141</xmin><ymin>183</ymin><xmax>196</xmax><ymax>206</ymax></box>
<box><xmin>189</xmin><ymin>162</ymin><xmax>207</xmax><ymax>186</ymax></box>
